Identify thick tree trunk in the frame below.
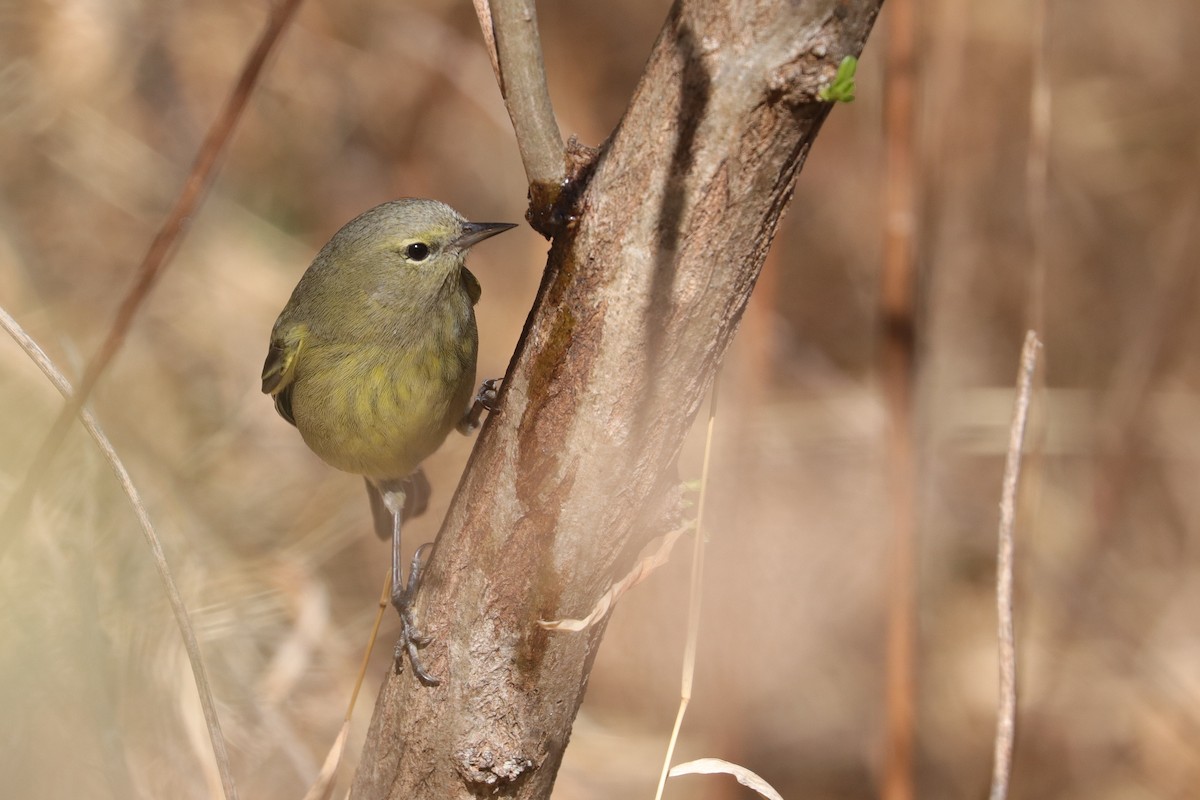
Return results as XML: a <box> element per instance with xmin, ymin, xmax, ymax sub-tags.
<box><xmin>351</xmin><ymin>0</ymin><xmax>882</xmax><ymax>797</ymax></box>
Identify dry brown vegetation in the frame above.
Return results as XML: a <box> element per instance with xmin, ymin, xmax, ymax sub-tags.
<box><xmin>2</xmin><ymin>1</ymin><xmax>1198</xmax><ymax>799</ymax></box>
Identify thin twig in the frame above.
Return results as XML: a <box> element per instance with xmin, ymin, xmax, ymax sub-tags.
<box><xmin>989</xmin><ymin>330</ymin><xmax>1041</xmax><ymax>800</ymax></box>
<box><xmin>0</xmin><ymin>0</ymin><xmax>304</xmax><ymax>555</ymax></box>
<box><xmin>476</xmin><ymin>0</ymin><xmax>565</xmax><ymax>191</ymax></box>
<box><xmin>470</xmin><ymin>0</ymin><xmax>502</xmax><ymax>83</ymax></box>
<box><xmin>0</xmin><ymin>306</ymin><xmax>239</xmax><ymax>800</ymax></box>
<box><xmin>880</xmin><ymin>0</ymin><xmax>918</xmax><ymax>795</ymax></box>
<box><xmin>654</xmin><ymin>379</ymin><xmax>720</xmax><ymax>800</ymax></box>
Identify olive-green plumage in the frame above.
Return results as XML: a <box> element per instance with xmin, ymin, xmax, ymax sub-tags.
<box><xmin>263</xmin><ymin>198</ymin><xmax>511</xmax><ymax>683</ymax></box>
<box><xmin>262</xmin><ymin>198</ymin><xmax>511</xmax><ymax>486</ymax></box>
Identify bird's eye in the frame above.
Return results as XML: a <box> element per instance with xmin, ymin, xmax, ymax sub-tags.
<box><xmin>405</xmin><ymin>242</ymin><xmax>430</xmax><ymax>261</ymax></box>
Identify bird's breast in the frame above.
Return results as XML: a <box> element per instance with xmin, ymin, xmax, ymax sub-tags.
<box><xmin>288</xmin><ymin>307</ymin><xmax>478</xmax><ymax>479</ymax></box>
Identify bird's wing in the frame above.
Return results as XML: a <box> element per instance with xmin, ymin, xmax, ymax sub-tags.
<box><xmin>261</xmin><ymin>323</ymin><xmax>307</xmax><ymax>426</ymax></box>
<box><xmin>461</xmin><ymin>266</ymin><xmax>481</xmax><ymax>306</ymax></box>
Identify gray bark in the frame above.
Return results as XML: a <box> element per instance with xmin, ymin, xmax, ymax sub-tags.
<box><xmin>351</xmin><ymin>0</ymin><xmax>882</xmax><ymax>797</ymax></box>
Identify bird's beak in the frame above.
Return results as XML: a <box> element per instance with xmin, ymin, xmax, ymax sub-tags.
<box><xmin>452</xmin><ymin>221</ymin><xmax>517</xmax><ymax>250</ymax></box>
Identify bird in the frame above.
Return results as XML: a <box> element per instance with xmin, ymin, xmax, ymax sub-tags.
<box><xmin>261</xmin><ymin>198</ymin><xmax>514</xmax><ymax>684</ymax></box>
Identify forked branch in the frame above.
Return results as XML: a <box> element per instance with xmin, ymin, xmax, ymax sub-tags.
<box><xmin>352</xmin><ymin>1</ymin><xmax>883</xmax><ymax>798</ymax></box>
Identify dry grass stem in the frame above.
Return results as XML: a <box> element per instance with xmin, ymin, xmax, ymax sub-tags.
<box><xmin>654</xmin><ymin>382</ymin><xmax>720</xmax><ymax>800</ymax></box>
<box><xmin>537</xmin><ymin>524</ymin><xmax>691</xmax><ymax>632</ymax></box>
<box><xmin>668</xmin><ymin>758</ymin><xmax>785</xmax><ymax>800</ymax></box>
<box><xmin>0</xmin><ymin>305</ymin><xmax>239</xmax><ymax>800</ymax></box>
<box><xmin>0</xmin><ymin>0</ymin><xmax>304</xmax><ymax>553</ymax></box>
<box><xmin>302</xmin><ymin>569</ymin><xmax>392</xmax><ymax>800</ymax></box>
<box><xmin>989</xmin><ymin>330</ymin><xmax>1042</xmax><ymax>800</ymax></box>
<box><xmin>302</xmin><ymin>722</ymin><xmax>350</xmax><ymax>800</ymax></box>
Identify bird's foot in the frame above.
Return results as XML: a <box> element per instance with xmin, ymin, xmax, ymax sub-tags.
<box><xmin>392</xmin><ymin>543</ymin><xmax>440</xmax><ymax>685</ymax></box>
<box><xmin>458</xmin><ymin>378</ymin><xmax>501</xmax><ymax>434</ymax></box>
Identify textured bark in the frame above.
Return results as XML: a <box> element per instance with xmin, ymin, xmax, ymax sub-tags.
<box><xmin>351</xmin><ymin>1</ymin><xmax>882</xmax><ymax>797</ymax></box>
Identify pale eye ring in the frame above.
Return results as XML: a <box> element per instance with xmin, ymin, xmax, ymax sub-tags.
<box><xmin>406</xmin><ymin>242</ymin><xmax>430</xmax><ymax>261</ymax></box>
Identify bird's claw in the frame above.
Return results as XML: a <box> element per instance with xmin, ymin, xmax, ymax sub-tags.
<box><xmin>476</xmin><ymin>378</ymin><xmax>501</xmax><ymax>412</ymax></box>
<box><xmin>391</xmin><ymin>543</ymin><xmax>440</xmax><ymax>685</ymax></box>
<box><xmin>392</xmin><ymin>623</ymin><xmax>438</xmax><ymax>684</ymax></box>
<box><xmin>458</xmin><ymin>378</ymin><xmax>501</xmax><ymax>434</ymax></box>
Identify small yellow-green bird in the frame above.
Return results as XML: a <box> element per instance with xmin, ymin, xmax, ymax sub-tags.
<box><xmin>262</xmin><ymin>198</ymin><xmax>514</xmax><ymax>684</ymax></box>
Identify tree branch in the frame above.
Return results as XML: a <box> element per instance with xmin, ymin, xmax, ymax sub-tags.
<box><xmin>351</xmin><ymin>1</ymin><xmax>882</xmax><ymax>797</ymax></box>
<box><xmin>482</xmin><ymin>0</ymin><xmax>566</xmax><ymax>221</ymax></box>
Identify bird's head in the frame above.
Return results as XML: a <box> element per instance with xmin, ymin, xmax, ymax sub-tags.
<box><xmin>320</xmin><ymin>198</ymin><xmax>515</xmax><ymax>300</ymax></box>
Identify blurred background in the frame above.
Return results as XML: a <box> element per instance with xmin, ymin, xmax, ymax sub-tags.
<box><xmin>2</xmin><ymin>0</ymin><xmax>1198</xmax><ymax>798</ymax></box>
